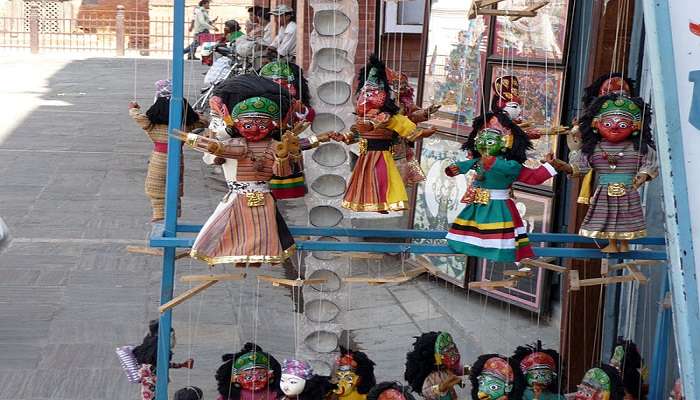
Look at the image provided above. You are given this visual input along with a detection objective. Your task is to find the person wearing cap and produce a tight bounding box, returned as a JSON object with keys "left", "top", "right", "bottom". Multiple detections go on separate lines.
{"left": 268, "top": 4, "right": 296, "bottom": 60}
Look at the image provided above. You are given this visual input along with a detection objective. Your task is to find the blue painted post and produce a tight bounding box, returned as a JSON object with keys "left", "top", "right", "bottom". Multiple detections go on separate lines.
{"left": 640, "top": 1, "right": 700, "bottom": 398}
{"left": 648, "top": 271, "right": 672, "bottom": 399}
{"left": 155, "top": 0, "right": 186, "bottom": 397}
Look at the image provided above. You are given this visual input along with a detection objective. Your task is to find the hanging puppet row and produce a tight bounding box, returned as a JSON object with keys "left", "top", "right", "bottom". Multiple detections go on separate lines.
{"left": 119, "top": 324, "right": 659, "bottom": 400}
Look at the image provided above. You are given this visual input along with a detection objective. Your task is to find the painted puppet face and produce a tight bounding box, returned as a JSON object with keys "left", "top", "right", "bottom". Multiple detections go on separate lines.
{"left": 574, "top": 383, "right": 610, "bottom": 400}
{"left": 234, "top": 117, "right": 277, "bottom": 142}
{"left": 434, "top": 332, "right": 462, "bottom": 375}
{"left": 526, "top": 368, "right": 554, "bottom": 393}
{"left": 378, "top": 388, "right": 405, "bottom": 400}
{"left": 280, "top": 373, "right": 307, "bottom": 396}
{"left": 599, "top": 77, "right": 631, "bottom": 97}
{"left": 236, "top": 367, "right": 273, "bottom": 391}
{"left": 475, "top": 129, "right": 506, "bottom": 156}
{"left": 356, "top": 87, "right": 387, "bottom": 117}
{"left": 334, "top": 370, "right": 360, "bottom": 397}
{"left": 594, "top": 114, "right": 637, "bottom": 143}
{"left": 574, "top": 368, "right": 611, "bottom": 400}
{"left": 502, "top": 101, "right": 523, "bottom": 122}
{"left": 477, "top": 374, "right": 508, "bottom": 400}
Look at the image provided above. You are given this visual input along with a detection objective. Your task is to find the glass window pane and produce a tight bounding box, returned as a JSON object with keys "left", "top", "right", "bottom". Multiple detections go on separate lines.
{"left": 492, "top": 0, "right": 569, "bottom": 62}
{"left": 397, "top": 0, "right": 425, "bottom": 25}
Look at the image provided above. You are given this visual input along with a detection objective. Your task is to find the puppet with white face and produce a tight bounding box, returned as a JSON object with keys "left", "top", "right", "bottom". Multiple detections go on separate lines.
{"left": 280, "top": 359, "right": 334, "bottom": 400}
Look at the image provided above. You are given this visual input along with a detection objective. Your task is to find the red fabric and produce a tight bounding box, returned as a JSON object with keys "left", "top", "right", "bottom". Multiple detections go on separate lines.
{"left": 271, "top": 186, "right": 306, "bottom": 199}
{"left": 153, "top": 142, "right": 169, "bottom": 153}
{"left": 375, "top": 153, "right": 388, "bottom": 203}
{"left": 198, "top": 33, "right": 224, "bottom": 42}
{"left": 516, "top": 164, "right": 554, "bottom": 185}
{"left": 506, "top": 199, "right": 535, "bottom": 260}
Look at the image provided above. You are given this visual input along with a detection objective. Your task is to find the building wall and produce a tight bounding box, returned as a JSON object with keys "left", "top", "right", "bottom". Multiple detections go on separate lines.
{"left": 379, "top": 32, "right": 421, "bottom": 78}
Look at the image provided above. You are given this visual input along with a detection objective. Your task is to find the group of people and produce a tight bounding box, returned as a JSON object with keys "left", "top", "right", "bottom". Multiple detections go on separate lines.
{"left": 184, "top": 0, "right": 297, "bottom": 62}
{"left": 120, "top": 323, "right": 667, "bottom": 400}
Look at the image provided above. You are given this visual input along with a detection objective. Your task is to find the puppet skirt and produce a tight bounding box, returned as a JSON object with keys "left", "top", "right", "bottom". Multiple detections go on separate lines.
{"left": 342, "top": 150, "right": 408, "bottom": 212}
{"left": 145, "top": 150, "right": 183, "bottom": 221}
{"left": 445, "top": 190, "right": 533, "bottom": 262}
{"left": 579, "top": 184, "right": 647, "bottom": 240}
{"left": 190, "top": 183, "right": 295, "bottom": 265}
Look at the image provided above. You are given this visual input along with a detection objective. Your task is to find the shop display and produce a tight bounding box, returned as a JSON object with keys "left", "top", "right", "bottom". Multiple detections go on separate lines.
{"left": 405, "top": 332, "right": 463, "bottom": 400}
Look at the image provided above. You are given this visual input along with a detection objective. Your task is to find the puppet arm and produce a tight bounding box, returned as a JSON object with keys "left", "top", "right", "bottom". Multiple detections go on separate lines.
{"left": 173, "top": 129, "right": 248, "bottom": 159}
{"left": 445, "top": 159, "right": 478, "bottom": 177}
{"left": 517, "top": 162, "right": 558, "bottom": 185}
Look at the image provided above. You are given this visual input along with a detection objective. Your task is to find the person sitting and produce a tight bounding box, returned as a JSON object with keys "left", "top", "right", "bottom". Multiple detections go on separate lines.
{"left": 224, "top": 19, "right": 243, "bottom": 43}
{"left": 268, "top": 4, "right": 296, "bottom": 61}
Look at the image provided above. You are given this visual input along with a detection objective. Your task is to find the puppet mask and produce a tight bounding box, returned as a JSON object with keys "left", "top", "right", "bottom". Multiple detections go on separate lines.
{"left": 475, "top": 129, "right": 506, "bottom": 156}
{"left": 233, "top": 351, "right": 273, "bottom": 391}
{"left": 593, "top": 97, "right": 641, "bottom": 143}
{"left": 334, "top": 370, "right": 360, "bottom": 397}
{"left": 477, "top": 357, "right": 514, "bottom": 400}
{"left": 574, "top": 368, "right": 611, "bottom": 400}
{"left": 609, "top": 346, "right": 625, "bottom": 372}
{"left": 599, "top": 77, "right": 631, "bottom": 97}
{"left": 520, "top": 352, "right": 556, "bottom": 388}
{"left": 502, "top": 102, "right": 523, "bottom": 122}
{"left": 356, "top": 65, "right": 388, "bottom": 117}
{"left": 260, "top": 61, "right": 298, "bottom": 98}
{"left": 434, "top": 332, "right": 461, "bottom": 375}
{"left": 231, "top": 97, "right": 281, "bottom": 142}
{"left": 378, "top": 388, "right": 406, "bottom": 400}
{"left": 280, "top": 359, "right": 313, "bottom": 396}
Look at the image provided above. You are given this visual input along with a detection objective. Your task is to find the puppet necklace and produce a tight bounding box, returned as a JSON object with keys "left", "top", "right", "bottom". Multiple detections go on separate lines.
{"left": 599, "top": 144, "right": 625, "bottom": 170}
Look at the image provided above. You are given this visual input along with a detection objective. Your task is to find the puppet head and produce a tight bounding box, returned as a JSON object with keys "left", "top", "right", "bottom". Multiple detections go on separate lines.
{"left": 469, "top": 354, "right": 523, "bottom": 400}
{"left": 280, "top": 359, "right": 313, "bottom": 396}
{"left": 367, "top": 382, "right": 417, "bottom": 400}
{"left": 386, "top": 67, "right": 415, "bottom": 113}
{"left": 355, "top": 55, "right": 400, "bottom": 117}
{"left": 512, "top": 341, "right": 561, "bottom": 396}
{"left": 434, "top": 332, "right": 462, "bottom": 375}
{"left": 405, "top": 332, "right": 462, "bottom": 394}
{"left": 574, "top": 365, "right": 625, "bottom": 400}
{"left": 231, "top": 96, "right": 281, "bottom": 142}
{"left": 670, "top": 379, "right": 683, "bottom": 400}
{"left": 579, "top": 94, "right": 654, "bottom": 156}
{"left": 463, "top": 111, "right": 532, "bottom": 163}
{"left": 333, "top": 347, "right": 376, "bottom": 399}
{"left": 216, "top": 343, "right": 282, "bottom": 400}
{"left": 259, "top": 61, "right": 311, "bottom": 105}
{"left": 609, "top": 339, "right": 644, "bottom": 400}
{"left": 582, "top": 73, "right": 635, "bottom": 109}
{"left": 132, "top": 320, "right": 175, "bottom": 371}
{"left": 491, "top": 75, "right": 523, "bottom": 122}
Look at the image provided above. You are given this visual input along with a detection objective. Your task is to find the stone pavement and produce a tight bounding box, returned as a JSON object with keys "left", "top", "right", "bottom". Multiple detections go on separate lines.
{"left": 0, "top": 56, "right": 558, "bottom": 400}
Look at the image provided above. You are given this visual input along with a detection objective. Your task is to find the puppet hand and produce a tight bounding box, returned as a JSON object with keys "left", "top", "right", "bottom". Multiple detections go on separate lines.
{"left": 183, "top": 358, "right": 194, "bottom": 369}
{"left": 316, "top": 132, "right": 333, "bottom": 143}
{"left": 420, "top": 126, "right": 437, "bottom": 138}
{"left": 427, "top": 104, "right": 441, "bottom": 115}
{"left": 542, "top": 153, "right": 572, "bottom": 173}
{"left": 276, "top": 140, "right": 289, "bottom": 159}
{"left": 438, "top": 374, "right": 462, "bottom": 392}
{"left": 128, "top": 101, "right": 139, "bottom": 109}
{"left": 445, "top": 165, "right": 460, "bottom": 177}
{"left": 329, "top": 132, "right": 346, "bottom": 143}
{"left": 633, "top": 173, "right": 650, "bottom": 189}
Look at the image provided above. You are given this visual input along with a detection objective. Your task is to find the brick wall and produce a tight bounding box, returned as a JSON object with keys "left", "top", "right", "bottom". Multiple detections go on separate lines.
{"left": 379, "top": 33, "right": 422, "bottom": 78}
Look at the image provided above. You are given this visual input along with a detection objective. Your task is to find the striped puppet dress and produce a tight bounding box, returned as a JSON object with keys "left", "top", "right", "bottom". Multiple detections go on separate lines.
{"left": 445, "top": 157, "right": 557, "bottom": 262}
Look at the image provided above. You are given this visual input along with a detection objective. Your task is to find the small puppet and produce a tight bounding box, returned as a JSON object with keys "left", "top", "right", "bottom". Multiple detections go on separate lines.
{"left": 367, "top": 382, "right": 418, "bottom": 400}
{"left": 444, "top": 111, "right": 559, "bottom": 262}
{"left": 331, "top": 55, "right": 436, "bottom": 213}
{"left": 511, "top": 341, "right": 564, "bottom": 400}
{"left": 550, "top": 94, "right": 658, "bottom": 253}
{"left": 332, "top": 347, "right": 377, "bottom": 400}
{"left": 128, "top": 79, "right": 206, "bottom": 222}
{"left": 404, "top": 332, "right": 463, "bottom": 400}
{"left": 608, "top": 339, "right": 645, "bottom": 400}
{"left": 669, "top": 379, "right": 683, "bottom": 400}
{"left": 258, "top": 60, "right": 314, "bottom": 200}
{"left": 174, "top": 75, "right": 330, "bottom": 266}
{"left": 279, "top": 359, "right": 335, "bottom": 400}
{"left": 469, "top": 354, "right": 524, "bottom": 400}
{"left": 216, "top": 342, "right": 282, "bottom": 400}
{"left": 573, "top": 365, "right": 625, "bottom": 400}
{"left": 131, "top": 320, "right": 194, "bottom": 400}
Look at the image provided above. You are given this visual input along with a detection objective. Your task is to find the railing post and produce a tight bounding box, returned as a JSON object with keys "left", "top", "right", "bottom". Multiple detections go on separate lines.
{"left": 116, "top": 5, "right": 125, "bottom": 56}
{"left": 29, "top": 2, "right": 39, "bottom": 54}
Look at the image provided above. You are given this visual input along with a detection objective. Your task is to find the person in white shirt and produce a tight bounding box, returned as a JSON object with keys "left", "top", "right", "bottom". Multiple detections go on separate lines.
{"left": 268, "top": 4, "right": 296, "bottom": 60}
{"left": 184, "top": 0, "right": 218, "bottom": 60}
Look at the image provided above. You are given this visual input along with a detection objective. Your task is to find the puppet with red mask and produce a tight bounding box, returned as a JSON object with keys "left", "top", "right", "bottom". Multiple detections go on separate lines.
{"left": 332, "top": 55, "right": 436, "bottom": 213}
{"left": 216, "top": 343, "right": 281, "bottom": 400}
{"left": 550, "top": 94, "right": 658, "bottom": 253}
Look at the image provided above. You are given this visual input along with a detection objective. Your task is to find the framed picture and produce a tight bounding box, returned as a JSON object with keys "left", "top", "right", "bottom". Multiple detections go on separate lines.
{"left": 472, "top": 191, "right": 553, "bottom": 312}
{"left": 492, "top": 0, "right": 570, "bottom": 62}
{"left": 411, "top": 133, "right": 470, "bottom": 286}
{"left": 420, "top": 0, "right": 489, "bottom": 127}
{"left": 489, "top": 64, "right": 564, "bottom": 187}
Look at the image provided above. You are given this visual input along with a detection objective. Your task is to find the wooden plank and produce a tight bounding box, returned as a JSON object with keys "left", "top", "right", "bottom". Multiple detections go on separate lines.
{"left": 256, "top": 275, "right": 327, "bottom": 287}
{"left": 470, "top": 8, "right": 537, "bottom": 19}
{"left": 625, "top": 265, "right": 649, "bottom": 284}
{"left": 474, "top": 0, "right": 506, "bottom": 7}
{"left": 607, "top": 260, "right": 665, "bottom": 271}
{"left": 343, "top": 266, "right": 427, "bottom": 285}
{"left": 469, "top": 279, "right": 516, "bottom": 289}
{"left": 127, "top": 246, "right": 189, "bottom": 260}
{"left": 510, "top": 0, "right": 549, "bottom": 21}
{"left": 521, "top": 259, "right": 568, "bottom": 273}
{"left": 575, "top": 275, "right": 639, "bottom": 289}
{"left": 159, "top": 281, "right": 217, "bottom": 313}
{"left": 180, "top": 273, "right": 246, "bottom": 283}
{"left": 503, "top": 269, "right": 532, "bottom": 278}
{"left": 569, "top": 270, "right": 581, "bottom": 291}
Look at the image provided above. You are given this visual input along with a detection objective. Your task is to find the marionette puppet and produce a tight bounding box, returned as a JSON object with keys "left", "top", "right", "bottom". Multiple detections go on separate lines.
{"left": 216, "top": 342, "right": 282, "bottom": 400}
{"left": 258, "top": 60, "right": 315, "bottom": 200}
{"left": 331, "top": 55, "right": 436, "bottom": 213}
{"left": 444, "top": 111, "right": 560, "bottom": 262}
{"left": 511, "top": 341, "right": 564, "bottom": 400}
{"left": 332, "top": 347, "right": 377, "bottom": 400}
{"left": 670, "top": 379, "right": 684, "bottom": 400}
{"left": 469, "top": 354, "right": 524, "bottom": 400}
{"left": 550, "top": 94, "right": 658, "bottom": 253}
{"left": 608, "top": 339, "right": 645, "bottom": 400}
{"left": 131, "top": 320, "right": 194, "bottom": 400}
{"left": 279, "top": 359, "right": 335, "bottom": 400}
{"left": 367, "top": 382, "right": 418, "bottom": 400}
{"left": 128, "top": 79, "right": 206, "bottom": 222}
{"left": 385, "top": 67, "right": 441, "bottom": 185}
{"left": 404, "top": 332, "right": 464, "bottom": 400}
{"left": 573, "top": 365, "right": 625, "bottom": 400}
